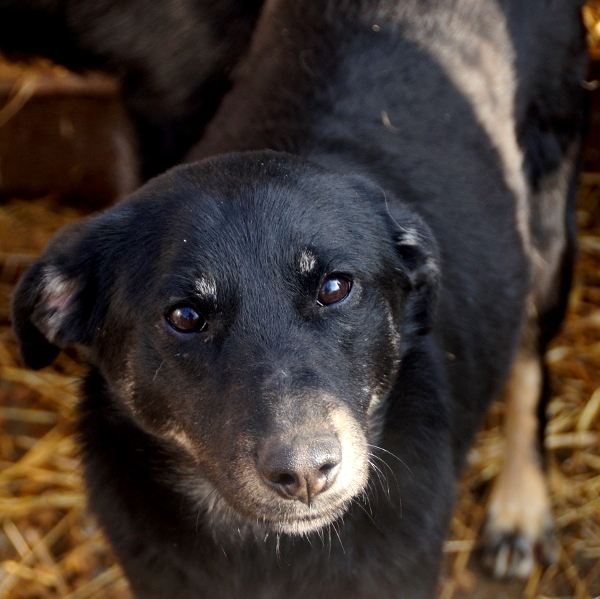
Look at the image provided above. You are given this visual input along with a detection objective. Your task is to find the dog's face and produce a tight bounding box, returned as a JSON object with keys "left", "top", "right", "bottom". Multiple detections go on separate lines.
{"left": 12, "top": 151, "right": 438, "bottom": 535}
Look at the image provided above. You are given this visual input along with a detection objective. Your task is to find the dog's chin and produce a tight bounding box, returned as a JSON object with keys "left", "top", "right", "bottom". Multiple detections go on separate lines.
{"left": 268, "top": 504, "right": 349, "bottom": 535}
{"left": 222, "top": 499, "right": 352, "bottom": 539}
{"left": 180, "top": 476, "right": 355, "bottom": 539}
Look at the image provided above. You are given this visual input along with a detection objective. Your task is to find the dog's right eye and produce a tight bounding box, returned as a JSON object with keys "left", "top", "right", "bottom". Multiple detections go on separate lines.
{"left": 166, "top": 305, "right": 207, "bottom": 333}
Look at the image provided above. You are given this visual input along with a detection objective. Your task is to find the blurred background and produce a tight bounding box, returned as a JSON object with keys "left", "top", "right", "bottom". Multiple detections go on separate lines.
{"left": 1, "top": 3, "right": 600, "bottom": 599}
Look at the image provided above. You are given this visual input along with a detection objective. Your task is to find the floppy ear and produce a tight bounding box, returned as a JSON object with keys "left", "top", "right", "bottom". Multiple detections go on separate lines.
{"left": 11, "top": 220, "right": 100, "bottom": 370}
{"left": 387, "top": 207, "right": 440, "bottom": 340}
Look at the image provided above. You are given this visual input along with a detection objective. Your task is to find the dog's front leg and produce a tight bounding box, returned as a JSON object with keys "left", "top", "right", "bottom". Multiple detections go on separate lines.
{"left": 482, "top": 346, "right": 558, "bottom": 579}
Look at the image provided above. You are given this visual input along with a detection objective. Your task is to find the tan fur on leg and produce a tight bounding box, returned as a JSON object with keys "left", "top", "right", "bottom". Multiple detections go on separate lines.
{"left": 483, "top": 349, "right": 558, "bottom": 579}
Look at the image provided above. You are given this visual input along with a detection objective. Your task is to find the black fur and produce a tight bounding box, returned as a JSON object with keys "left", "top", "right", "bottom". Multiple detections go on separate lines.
{"left": 11, "top": 1, "right": 588, "bottom": 597}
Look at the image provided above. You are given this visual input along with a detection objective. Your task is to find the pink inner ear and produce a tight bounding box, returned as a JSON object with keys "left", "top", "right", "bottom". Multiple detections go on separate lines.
{"left": 44, "top": 267, "right": 77, "bottom": 310}
{"left": 40, "top": 266, "right": 79, "bottom": 342}
{"left": 46, "top": 280, "right": 75, "bottom": 311}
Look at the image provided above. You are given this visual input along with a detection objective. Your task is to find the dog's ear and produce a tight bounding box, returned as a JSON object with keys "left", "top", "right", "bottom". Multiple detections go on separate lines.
{"left": 387, "top": 208, "right": 440, "bottom": 340}
{"left": 11, "top": 219, "right": 104, "bottom": 370}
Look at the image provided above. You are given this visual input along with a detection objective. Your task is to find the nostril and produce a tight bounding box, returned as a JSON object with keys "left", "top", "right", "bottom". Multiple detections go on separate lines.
{"left": 273, "top": 472, "right": 296, "bottom": 487}
{"left": 318, "top": 462, "right": 336, "bottom": 475}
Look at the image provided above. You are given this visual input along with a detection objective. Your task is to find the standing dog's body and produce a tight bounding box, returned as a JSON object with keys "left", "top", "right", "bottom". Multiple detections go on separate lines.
{"left": 11, "top": 0, "right": 588, "bottom": 597}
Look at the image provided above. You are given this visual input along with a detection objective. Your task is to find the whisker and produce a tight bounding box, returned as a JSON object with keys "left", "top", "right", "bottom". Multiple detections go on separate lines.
{"left": 365, "top": 476, "right": 380, "bottom": 513}
{"left": 332, "top": 520, "right": 345, "bottom": 554}
{"left": 358, "top": 488, "right": 372, "bottom": 515}
{"left": 351, "top": 496, "right": 380, "bottom": 531}
{"left": 317, "top": 526, "right": 325, "bottom": 549}
{"left": 370, "top": 453, "right": 400, "bottom": 502}
{"left": 369, "top": 459, "right": 391, "bottom": 499}
{"left": 367, "top": 444, "right": 414, "bottom": 477}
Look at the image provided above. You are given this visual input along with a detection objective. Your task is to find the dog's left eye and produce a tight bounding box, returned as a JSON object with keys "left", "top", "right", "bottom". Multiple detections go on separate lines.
{"left": 317, "top": 275, "right": 352, "bottom": 306}
{"left": 166, "top": 305, "right": 207, "bottom": 333}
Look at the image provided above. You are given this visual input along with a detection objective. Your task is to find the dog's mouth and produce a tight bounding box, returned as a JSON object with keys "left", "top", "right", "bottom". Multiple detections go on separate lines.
{"left": 185, "top": 475, "right": 355, "bottom": 537}
{"left": 269, "top": 502, "right": 351, "bottom": 535}
{"left": 178, "top": 450, "right": 368, "bottom": 538}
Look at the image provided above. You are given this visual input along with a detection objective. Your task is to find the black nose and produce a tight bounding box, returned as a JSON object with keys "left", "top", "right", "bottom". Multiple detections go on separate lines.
{"left": 258, "top": 433, "right": 342, "bottom": 504}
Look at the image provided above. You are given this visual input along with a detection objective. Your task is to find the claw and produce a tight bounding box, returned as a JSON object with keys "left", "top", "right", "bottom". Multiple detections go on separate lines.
{"left": 482, "top": 529, "right": 556, "bottom": 579}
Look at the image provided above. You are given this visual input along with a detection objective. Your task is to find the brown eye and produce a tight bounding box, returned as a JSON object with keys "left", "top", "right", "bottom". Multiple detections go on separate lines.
{"left": 317, "top": 275, "right": 352, "bottom": 306}
{"left": 166, "top": 305, "right": 206, "bottom": 333}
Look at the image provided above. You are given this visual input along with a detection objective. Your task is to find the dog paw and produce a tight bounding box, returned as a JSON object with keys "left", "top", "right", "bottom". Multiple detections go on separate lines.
{"left": 482, "top": 527, "right": 559, "bottom": 579}
{"left": 481, "top": 460, "right": 559, "bottom": 579}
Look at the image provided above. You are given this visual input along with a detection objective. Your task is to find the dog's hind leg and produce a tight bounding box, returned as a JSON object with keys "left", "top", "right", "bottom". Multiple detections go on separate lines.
{"left": 482, "top": 320, "right": 559, "bottom": 579}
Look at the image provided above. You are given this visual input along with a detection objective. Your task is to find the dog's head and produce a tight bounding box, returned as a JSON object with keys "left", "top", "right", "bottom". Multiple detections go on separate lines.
{"left": 12, "top": 151, "right": 439, "bottom": 535}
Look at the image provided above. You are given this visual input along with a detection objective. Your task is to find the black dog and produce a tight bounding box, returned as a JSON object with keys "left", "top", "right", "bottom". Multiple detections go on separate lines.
{"left": 0, "top": 0, "right": 263, "bottom": 178}
{"left": 12, "top": 0, "right": 588, "bottom": 596}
